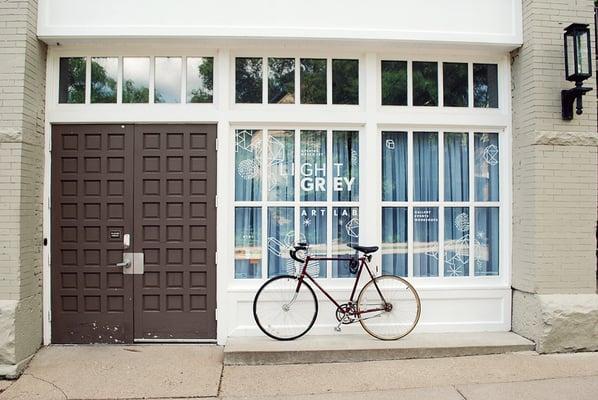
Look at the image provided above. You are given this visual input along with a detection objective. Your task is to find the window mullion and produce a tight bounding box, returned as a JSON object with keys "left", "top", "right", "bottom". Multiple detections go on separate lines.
{"left": 438, "top": 131, "right": 445, "bottom": 278}
{"left": 468, "top": 130, "right": 475, "bottom": 277}
{"left": 407, "top": 130, "right": 414, "bottom": 278}
{"left": 261, "top": 129, "right": 268, "bottom": 279}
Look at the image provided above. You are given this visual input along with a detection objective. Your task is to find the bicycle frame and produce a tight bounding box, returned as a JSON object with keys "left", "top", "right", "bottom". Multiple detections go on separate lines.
{"left": 293, "top": 255, "right": 388, "bottom": 317}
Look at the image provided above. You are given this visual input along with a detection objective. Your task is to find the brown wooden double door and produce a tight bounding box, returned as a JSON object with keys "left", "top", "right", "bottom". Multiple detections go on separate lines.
{"left": 51, "top": 124, "right": 217, "bottom": 343}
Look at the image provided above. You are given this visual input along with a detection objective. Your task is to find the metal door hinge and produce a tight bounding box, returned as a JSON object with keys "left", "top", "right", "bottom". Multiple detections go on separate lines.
{"left": 215, "top": 308, "right": 218, "bottom": 321}
{"left": 215, "top": 251, "right": 218, "bottom": 265}
{"left": 215, "top": 138, "right": 219, "bottom": 151}
{"left": 215, "top": 195, "right": 218, "bottom": 208}
{"left": 47, "top": 310, "right": 51, "bottom": 323}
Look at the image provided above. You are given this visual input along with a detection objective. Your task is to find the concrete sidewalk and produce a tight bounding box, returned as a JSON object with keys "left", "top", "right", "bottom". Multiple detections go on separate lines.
{"left": 1, "top": 345, "right": 598, "bottom": 399}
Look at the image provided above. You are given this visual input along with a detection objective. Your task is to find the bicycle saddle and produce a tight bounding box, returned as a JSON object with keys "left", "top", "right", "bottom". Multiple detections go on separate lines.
{"left": 347, "top": 244, "right": 379, "bottom": 254}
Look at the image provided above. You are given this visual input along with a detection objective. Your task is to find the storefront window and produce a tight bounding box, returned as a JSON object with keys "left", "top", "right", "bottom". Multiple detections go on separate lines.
{"left": 474, "top": 64, "right": 499, "bottom": 108}
{"left": 155, "top": 57, "right": 182, "bottom": 103}
{"left": 300, "top": 58, "right": 327, "bottom": 104}
{"left": 59, "top": 57, "right": 86, "bottom": 103}
{"left": 381, "top": 130, "right": 501, "bottom": 279}
{"left": 443, "top": 62, "right": 468, "bottom": 107}
{"left": 268, "top": 58, "right": 295, "bottom": 104}
{"left": 381, "top": 61, "right": 407, "bottom": 106}
{"left": 122, "top": 57, "right": 150, "bottom": 103}
{"left": 186, "top": 57, "right": 213, "bottom": 103}
{"left": 235, "top": 57, "right": 263, "bottom": 103}
{"left": 412, "top": 61, "right": 438, "bottom": 106}
{"left": 234, "top": 129, "right": 360, "bottom": 279}
{"left": 332, "top": 59, "right": 359, "bottom": 105}
{"left": 91, "top": 57, "right": 117, "bottom": 103}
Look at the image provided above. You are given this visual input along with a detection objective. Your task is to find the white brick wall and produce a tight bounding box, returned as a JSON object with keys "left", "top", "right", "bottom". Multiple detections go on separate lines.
{"left": 511, "top": 0, "right": 597, "bottom": 295}
{"left": 0, "top": 0, "right": 46, "bottom": 365}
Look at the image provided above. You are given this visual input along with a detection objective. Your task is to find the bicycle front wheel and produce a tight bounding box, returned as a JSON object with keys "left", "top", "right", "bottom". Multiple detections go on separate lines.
{"left": 253, "top": 275, "right": 318, "bottom": 341}
{"left": 357, "top": 275, "right": 421, "bottom": 340}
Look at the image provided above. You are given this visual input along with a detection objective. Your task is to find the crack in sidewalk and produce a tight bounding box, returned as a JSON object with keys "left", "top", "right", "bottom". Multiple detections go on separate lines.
{"left": 25, "top": 373, "right": 68, "bottom": 400}
{"left": 454, "top": 385, "right": 468, "bottom": 400}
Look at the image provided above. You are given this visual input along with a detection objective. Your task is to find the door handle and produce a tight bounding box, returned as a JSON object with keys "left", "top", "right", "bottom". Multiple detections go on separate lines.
{"left": 116, "top": 259, "right": 131, "bottom": 268}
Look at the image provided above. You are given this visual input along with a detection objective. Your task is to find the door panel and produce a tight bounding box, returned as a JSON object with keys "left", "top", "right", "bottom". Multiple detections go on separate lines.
{"left": 51, "top": 124, "right": 135, "bottom": 343}
{"left": 51, "top": 124, "right": 217, "bottom": 343}
{"left": 133, "top": 125, "right": 217, "bottom": 340}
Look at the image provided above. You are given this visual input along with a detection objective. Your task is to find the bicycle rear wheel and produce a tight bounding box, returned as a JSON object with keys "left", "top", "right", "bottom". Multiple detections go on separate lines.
{"left": 253, "top": 275, "right": 318, "bottom": 341}
{"left": 357, "top": 275, "right": 421, "bottom": 340}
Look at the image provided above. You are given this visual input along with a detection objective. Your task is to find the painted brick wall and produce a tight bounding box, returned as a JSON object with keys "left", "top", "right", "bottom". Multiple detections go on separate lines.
{"left": 511, "top": 0, "right": 597, "bottom": 295}
{"left": 0, "top": 0, "right": 46, "bottom": 368}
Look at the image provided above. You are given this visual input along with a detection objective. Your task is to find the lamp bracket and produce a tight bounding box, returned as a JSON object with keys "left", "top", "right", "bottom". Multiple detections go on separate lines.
{"left": 561, "top": 84, "right": 592, "bottom": 120}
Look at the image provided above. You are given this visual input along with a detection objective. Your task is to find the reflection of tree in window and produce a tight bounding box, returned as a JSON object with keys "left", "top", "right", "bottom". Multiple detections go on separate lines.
{"left": 443, "top": 63, "right": 468, "bottom": 107}
{"left": 123, "top": 80, "right": 149, "bottom": 103}
{"left": 59, "top": 57, "right": 85, "bottom": 104}
{"left": 122, "top": 58, "right": 149, "bottom": 103}
{"left": 300, "top": 59, "right": 326, "bottom": 104}
{"left": 268, "top": 58, "right": 295, "bottom": 104}
{"left": 413, "top": 61, "right": 438, "bottom": 106}
{"left": 188, "top": 57, "right": 213, "bottom": 103}
{"left": 473, "top": 64, "right": 498, "bottom": 108}
{"left": 332, "top": 59, "right": 358, "bottom": 105}
{"left": 236, "top": 58, "right": 262, "bottom": 103}
{"left": 91, "top": 58, "right": 117, "bottom": 103}
{"left": 381, "top": 61, "right": 407, "bottom": 106}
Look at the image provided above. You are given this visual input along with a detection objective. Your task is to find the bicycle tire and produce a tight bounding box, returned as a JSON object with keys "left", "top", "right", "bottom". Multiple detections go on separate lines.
{"left": 357, "top": 275, "right": 421, "bottom": 340}
{"left": 253, "top": 274, "right": 318, "bottom": 341}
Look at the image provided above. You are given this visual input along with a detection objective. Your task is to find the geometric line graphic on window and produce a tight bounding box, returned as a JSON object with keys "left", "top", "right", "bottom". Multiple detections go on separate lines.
{"left": 454, "top": 212, "right": 470, "bottom": 232}
{"left": 235, "top": 129, "right": 262, "bottom": 154}
{"left": 345, "top": 217, "right": 359, "bottom": 238}
{"left": 482, "top": 144, "right": 498, "bottom": 165}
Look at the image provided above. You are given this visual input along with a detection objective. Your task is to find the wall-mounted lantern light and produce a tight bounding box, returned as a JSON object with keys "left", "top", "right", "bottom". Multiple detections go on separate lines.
{"left": 561, "top": 23, "right": 593, "bottom": 120}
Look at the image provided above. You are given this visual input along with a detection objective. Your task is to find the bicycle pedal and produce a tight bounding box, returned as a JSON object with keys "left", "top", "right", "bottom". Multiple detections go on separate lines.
{"left": 334, "top": 326, "right": 342, "bottom": 332}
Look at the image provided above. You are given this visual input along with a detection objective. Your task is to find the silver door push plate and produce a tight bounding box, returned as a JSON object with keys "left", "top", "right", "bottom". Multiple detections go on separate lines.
{"left": 122, "top": 252, "right": 144, "bottom": 275}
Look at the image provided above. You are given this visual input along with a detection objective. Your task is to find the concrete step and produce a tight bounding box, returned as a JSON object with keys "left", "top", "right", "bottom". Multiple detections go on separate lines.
{"left": 224, "top": 331, "right": 535, "bottom": 365}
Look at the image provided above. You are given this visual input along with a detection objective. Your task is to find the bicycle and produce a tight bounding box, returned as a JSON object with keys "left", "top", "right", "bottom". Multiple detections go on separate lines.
{"left": 253, "top": 243, "right": 421, "bottom": 341}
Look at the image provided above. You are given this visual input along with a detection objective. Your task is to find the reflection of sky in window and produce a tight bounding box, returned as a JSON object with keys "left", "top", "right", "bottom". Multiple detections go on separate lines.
{"left": 123, "top": 57, "right": 149, "bottom": 89}
{"left": 155, "top": 57, "right": 181, "bottom": 103}
{"left": 187, "top": 57, "right": 211, "bottom": 98}
{"left": 92, "top": 57, "right": 118, "bottom": 83}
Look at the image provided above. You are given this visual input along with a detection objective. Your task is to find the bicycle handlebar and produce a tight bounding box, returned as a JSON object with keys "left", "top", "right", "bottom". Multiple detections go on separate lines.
{"left": 290, "top": 244, "right": 308, "bottom": 263}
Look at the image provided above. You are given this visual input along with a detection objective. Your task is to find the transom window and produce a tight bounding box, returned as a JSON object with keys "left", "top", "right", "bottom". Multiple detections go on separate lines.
{"left": 381, "top": 60, "right": 499, "bottom": 108}
{"left": 58, "top": 56, "right": 214, "bottom": 104}
{"left": 234, "top": 57, "right": 359, "bottom": 105}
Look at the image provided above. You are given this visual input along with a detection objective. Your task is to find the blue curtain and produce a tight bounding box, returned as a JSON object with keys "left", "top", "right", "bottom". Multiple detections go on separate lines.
{"left": 414, "top": 132, "right": 439, "bottom": 201}
{"left": 234, "top": 207, "right": 262, "bottom": 279}
{"left": 332, "top": 207, "right": 359, "bottom": 277}
{"left": 300, "top": 130, "right": 327, "bottom": 201}
{"left": 444, "top": 133, "right": 469, "bottom": 201}
{"left": 475, "top": 133, "right": 499, "bottom": 201}
{"left": 382, "top": 207, "right": 408, "bottom": 276}
{"left": 267, "top": 130, "right": 294, "bottom": 201}
{"left": 444, "top": 207, "right": 469, "bottom": 276}
{"left": 475, "top": 207, "right": 499, "bottom": 276}
{"left": 413, "top": 207, "right": 439, "bottom": 276}
{"left": 235, "top": 129, "right": 262, "bottom": 201}
{"left": 382, "top": 132, "right": 407, "bottom": 201}
{"left": 333, "top": 131, "right": 359, "bottom": 201}
{"left": 300, "top": 207, "right": 327, "bottom": 277}
{"left": 267, "top": 207, "right": 294, "bottom": 277}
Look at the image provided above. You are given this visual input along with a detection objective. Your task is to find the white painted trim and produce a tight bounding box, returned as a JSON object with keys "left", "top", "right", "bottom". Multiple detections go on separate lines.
{"left": 43, "top": 43, "right": 513, "bottom": 345}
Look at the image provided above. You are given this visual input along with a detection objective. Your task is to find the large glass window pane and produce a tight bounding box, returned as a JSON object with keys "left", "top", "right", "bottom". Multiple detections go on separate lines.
{"left": 381, "top": 60, "right": 407, "bottom": 106}
{"left": 382, "top": 207, "right": 408, "bottom": 277}
{"left": 300, "top": 207, "right": 327, "bottom": 278}
{"left": 235, "top": 57, "right": 263, "bottom": 103}
{"left": 235, "top": 207, "right": 262, "bottom": 279}
{"left": 332, "top": 59, "right": 359, "bottom": 105}
{"left": 473, "top": 64, "right": 498, "bottom": 108}
{"left": 332, "top": 207, "right": 359, "bottom": 278}
{"left": 300, "top": 130, "right": 327, "bottom": 201}
{"left": 187, "top": 57, "right": 213, "bottom": 103}
{"left": 444, "top": 207, "right": 470, "bottom": 277}
{"left": 122, "top": 57, "right": 149, "bottom": 103}
{"left": 412, "top": 61, "right": 438, "bottom": 106}
{"left": 155, "top": 57, "right": 182, "bottom": 103}
{"left": 443, "top": 62, "right": 468, "bottom": 107}
{"left": 333, "top": 131, "right": 359, "bottom": 201}
{"left": 267, "top": 207, "right": 294, "bottom": 277}
{"left": 413, "top": 207, "right": 439, "bottom": 277}
{"left": 474, "top": 133, "right": 499, "bottom": 201}
{"left": 268, "top": 58, "right": 295, "bottom": 104}
{"left": 413, "top": 132, "right": 439, "bottom": 201}
{"left": 444, "top": 132, "right": 469, "bottom": 201}
{"left": 267, "top": 130, "right": 294, "bottom": 201}
{"left": 59, "top": 57, "right": 86, "bottom": 103}
{"left": 91, "top": 57, "right": 117, "bottom": 103}
{"left": 235, "top": 129, "right": 262, "bottom": 201}
{"left": 300, "top": 58, "right": 327, "bottom": 104}
{"left": 474, "top": 207, "right": 499, "bottom": 276}
{"left": 382, "top": 132, "right": 407, "bottom": 201}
